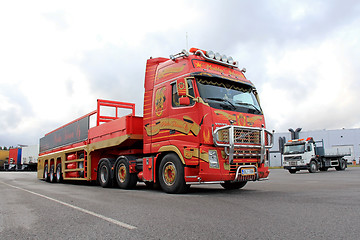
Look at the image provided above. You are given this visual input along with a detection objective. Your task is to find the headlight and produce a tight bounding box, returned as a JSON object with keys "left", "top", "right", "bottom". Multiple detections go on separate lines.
{"left": 209, "top": 150, "right": 219, "bottom": 168}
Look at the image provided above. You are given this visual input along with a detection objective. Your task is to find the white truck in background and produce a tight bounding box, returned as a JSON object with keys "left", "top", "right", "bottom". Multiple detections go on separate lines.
{"left": 282, "top": 137, "right": 351, "bottom": 174}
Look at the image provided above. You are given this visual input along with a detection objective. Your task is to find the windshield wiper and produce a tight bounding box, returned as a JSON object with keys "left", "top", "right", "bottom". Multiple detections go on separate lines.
{"left": 234, "top": 102, "right": 262, "bottom": 113}
{"left": 206, "top": 97, "right": 236, "bottom": 109}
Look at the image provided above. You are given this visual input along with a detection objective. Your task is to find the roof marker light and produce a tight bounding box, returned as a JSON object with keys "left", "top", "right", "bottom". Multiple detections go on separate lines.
{"left": 221, "top": 55, "right": 227, "bottom": 63}
{"left": 206, "top": 50, "right": 215, "bottom": 59}
{"left": 227, "top": 56, "right": 234, "bottom": 64}
{"left": 215, "top": 52, "right": 221, "bottom": 60}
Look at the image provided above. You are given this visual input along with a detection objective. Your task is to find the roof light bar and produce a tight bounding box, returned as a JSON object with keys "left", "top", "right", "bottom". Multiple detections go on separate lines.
{"left": 196, "top": 49, "right": 239, "bottom": 68}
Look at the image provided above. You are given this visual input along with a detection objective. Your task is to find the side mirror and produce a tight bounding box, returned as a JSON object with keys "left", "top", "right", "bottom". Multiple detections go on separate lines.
{"left": 176, "top": 78, "right": 189, "bottom": 97}
{"left": 179, "top": 97, "right": 190, "bottom": 106}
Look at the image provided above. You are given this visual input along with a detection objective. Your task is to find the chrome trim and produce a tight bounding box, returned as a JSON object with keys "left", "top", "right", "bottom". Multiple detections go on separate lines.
{"left": 195, "top": 50, "right": 239, "bottom": 68}
{"left": 213, "top": 125, "right": 273, "bottom": 164}
{"left": 235, "top": 165, "right": 258, "bottom": 181}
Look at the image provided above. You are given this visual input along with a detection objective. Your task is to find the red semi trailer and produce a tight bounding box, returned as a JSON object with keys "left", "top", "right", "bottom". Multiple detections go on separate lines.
{"left": 37, "top": 48, "right": 273, "bottom": 193}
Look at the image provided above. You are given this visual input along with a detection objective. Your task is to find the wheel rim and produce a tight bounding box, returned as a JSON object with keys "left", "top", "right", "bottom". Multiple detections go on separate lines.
{"left": 56, "top": 167, "right": 61, "bottom": 181}
{"left": 44, "top": 166, "right": 48, "bottom": 179}
{"left": 311, "top": 162, "right": 316, "bottom": 171}
{"left": 162, "top": 162, "right": 176, "bottom": 186}
{"left": 118, "top": 163, "right": 126, "bottom": 183}
{"left": 100, "top": 166, "right": 108, "bottom": 183}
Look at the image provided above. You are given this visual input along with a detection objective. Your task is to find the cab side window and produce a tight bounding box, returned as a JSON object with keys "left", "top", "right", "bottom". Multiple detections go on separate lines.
{"left": 306, "top": 144, "right": 312, "bottom": 152}
{"left": 172, "top": 79, "right": 195, "bottom": 107}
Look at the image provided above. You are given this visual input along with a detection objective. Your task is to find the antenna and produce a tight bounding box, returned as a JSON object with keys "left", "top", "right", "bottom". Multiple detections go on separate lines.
{"left": 186, "top": 32, "right": 188, "bottom": 50}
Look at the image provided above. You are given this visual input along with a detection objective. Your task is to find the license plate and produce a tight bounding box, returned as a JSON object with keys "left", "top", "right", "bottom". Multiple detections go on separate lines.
{"left": 241, "top": 168, "right": 255, "bottom": 175}
{"left": 291, "top": 167, "right": 296, "bottom": 169}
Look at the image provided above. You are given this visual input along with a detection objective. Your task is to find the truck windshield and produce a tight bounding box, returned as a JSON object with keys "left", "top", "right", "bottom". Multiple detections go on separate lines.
{"left": 283, "top": 144, "right": 305, "bottom": 154}
{"left": 196, "top": 77, "right": 262, "bottom": 115}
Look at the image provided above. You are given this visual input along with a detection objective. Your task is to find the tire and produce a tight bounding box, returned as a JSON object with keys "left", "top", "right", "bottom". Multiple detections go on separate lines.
{"left": 336, "top": 159, "right": 346, "bottom": 171}
{"left": 44, "top": 164, "right": 49, "bottom": 182}
{"left": 115, "top": 159, "right": 137, "bottom": 189}
{"left": 308, "top": 161, "right": 318, "bottom": 173}
{"left": 56, "top": 163, "right": 62, "bottom": 183}
{"left": 159, "top": 153, "right": 187, "bottom": 194}
{"left": 288, "top": 169, "right": 297, "bottom": 174}
{"left": 221, "top": 181, "right": 247, "bottom": 190}
{"left": 98, "top": 160, "right": 112, "bottom": 188}
{"left": 49, "top": 165, "right": 55, "bottom": 183}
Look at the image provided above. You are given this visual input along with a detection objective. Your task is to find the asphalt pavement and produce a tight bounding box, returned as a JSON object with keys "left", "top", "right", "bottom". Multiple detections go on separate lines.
{"left": 0, "top": 168, "right": 359, "bottom": 239}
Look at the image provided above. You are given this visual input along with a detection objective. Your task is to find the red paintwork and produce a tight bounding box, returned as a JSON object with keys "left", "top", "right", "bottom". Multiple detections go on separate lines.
{"left": 39, "top": 48, "right": 270, "bottom": 184}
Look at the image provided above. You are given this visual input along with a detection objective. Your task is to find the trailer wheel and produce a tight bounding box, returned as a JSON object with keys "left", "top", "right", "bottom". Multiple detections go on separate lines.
{"left": 308, "top": 161, "right": 318, "bottom": 173}
{"left": 44, "top": 164, "right": 49, "bottom": 182}
{"left": 159, "top": 153, "right": 187, "bottom": 194}
{"left": 98, "top": 160, "right": 112, "bottom": 188}
{"left": 221, "top": 181, "right": 247, "bottom": 190}
{"left": 288, "top": 169, "right": 297, "bottom": 174}
{"left": 49, "top": 165, "right": 55, "bottom": 183}
{"left": 336, "top": 159, "right": 346, "bottom": 171}
{"left": 56, "top": 163, "right": 62, "bottom": 183}
{"left": 115, "top": 159, "right": 137, "bottom": 189}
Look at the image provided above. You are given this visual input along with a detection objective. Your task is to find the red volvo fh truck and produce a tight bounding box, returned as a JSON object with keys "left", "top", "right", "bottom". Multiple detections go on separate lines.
{"left": 37, "top": 48, "right": 273, "bottom": 193}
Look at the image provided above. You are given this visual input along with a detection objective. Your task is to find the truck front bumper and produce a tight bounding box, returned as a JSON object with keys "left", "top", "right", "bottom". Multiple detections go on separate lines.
{"left": 284, "top": 165, "right": 308, "bottom": 171}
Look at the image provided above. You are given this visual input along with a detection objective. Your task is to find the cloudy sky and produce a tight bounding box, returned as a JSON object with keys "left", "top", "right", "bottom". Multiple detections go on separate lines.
{"left": 1, "top": 0, "right": 360, "bottom": 147}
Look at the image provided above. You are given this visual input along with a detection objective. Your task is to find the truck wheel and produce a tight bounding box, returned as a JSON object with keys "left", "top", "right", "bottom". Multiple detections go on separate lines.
{"left": 336, "top": 159, "right": 346, "bottom": 171}
{"left": 159, "top": 153, "right": 187, "bottom": 194}
{"left": 115, "top": 159, "right": 137, "bottom": 189}
{"left": 44, "top": 164, "right": 49, "bottom": 182}
{"left": 49, "top": 165, "right": 55, "bottom": 183}
{"left": 288, "top": 169, "right": 297, "bottom": 174}
{"left": 221, "top": 181, "right": 247, "bottom": 190}
{"left": 308, "top": 161, "right": 318, "bottom": 173}
{"left": 98, "top": 160, "right": 112, "bottom": 188}
{"left": 56, "top": 163, "right": 63, "bottom": 183}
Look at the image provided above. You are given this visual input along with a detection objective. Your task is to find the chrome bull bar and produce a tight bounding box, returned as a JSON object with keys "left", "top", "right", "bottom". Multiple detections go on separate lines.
{"left": 213, "top": 125, "right": 273, "bottom": 164}
{"left": 235, "top": 165, "right": 258, "bottom": 181}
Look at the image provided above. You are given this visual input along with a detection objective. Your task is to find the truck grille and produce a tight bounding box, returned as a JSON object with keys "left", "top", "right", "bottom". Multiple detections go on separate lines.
{"left": 284, "top": 156, "right": 301, "bottom": 161}
{"left": 232, "top": 149, "right": 261, "bottom": 159}
{"left": 216, "top": 128, "right": 261, "bottom": 145}
{"left": 230, "top": 162, "right": 258, "bottom": 174}
{"left": 213, "top": 125, "right": 273, "bottom": 164}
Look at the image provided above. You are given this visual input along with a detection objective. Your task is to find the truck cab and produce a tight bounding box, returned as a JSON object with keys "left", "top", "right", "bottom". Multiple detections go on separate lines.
{"left": 283, "top": 138, "right": 315, "bottom": 173}
{"left": 283, "top": 137, "right": 348, "bottom": 174}
{"left": 143, "top": 48, "right": 273, "bottom": 191}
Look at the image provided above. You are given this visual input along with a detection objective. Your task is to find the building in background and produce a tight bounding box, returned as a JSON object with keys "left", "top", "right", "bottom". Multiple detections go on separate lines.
{"left": 269, "top": 128, "right": 360, "bottom": 167}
